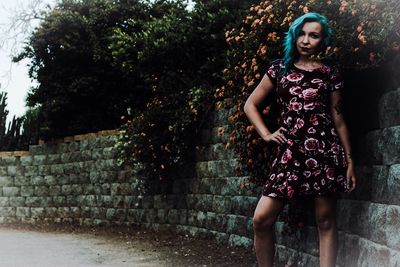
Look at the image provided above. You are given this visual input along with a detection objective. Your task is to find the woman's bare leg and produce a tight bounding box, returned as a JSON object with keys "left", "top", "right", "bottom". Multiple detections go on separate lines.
{"left": 314, "top": 195, "right": 338, "bottom": 267}
{"left": 253, "top": 195, "right": 286, "bottom": 267}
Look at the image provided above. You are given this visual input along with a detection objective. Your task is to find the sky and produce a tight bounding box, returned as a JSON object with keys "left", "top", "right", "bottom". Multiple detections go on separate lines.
{"left": 0, "top": 0, "right": 55, "bottom": 126}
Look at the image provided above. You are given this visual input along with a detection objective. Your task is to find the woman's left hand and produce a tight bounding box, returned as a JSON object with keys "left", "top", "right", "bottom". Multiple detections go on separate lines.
{"left": 346, "top": 163, "right": 357, "bottom": 192}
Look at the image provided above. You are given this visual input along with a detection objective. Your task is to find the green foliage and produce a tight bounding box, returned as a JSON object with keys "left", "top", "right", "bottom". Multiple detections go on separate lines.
{"left": 0, "top": 92, "right": 36, "bottom": 151}
{"left": 14, "top": 0, "right": 152, "bottom": 139}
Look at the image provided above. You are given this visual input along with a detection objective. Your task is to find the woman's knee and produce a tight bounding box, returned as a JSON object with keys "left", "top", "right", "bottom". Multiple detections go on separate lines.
{"left": 253, "top": 207, "right": 279, "bottom": 232}
{"left": 315, "top": 213, "right": 336, "bottom": 230}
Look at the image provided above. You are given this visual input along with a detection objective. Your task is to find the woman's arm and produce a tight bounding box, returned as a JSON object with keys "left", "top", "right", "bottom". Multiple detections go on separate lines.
{"left": 244, "top": 74, "right": 287, "bottom": 145}
{"left": 329, "top": 90, "right": 356, "bottom": 192}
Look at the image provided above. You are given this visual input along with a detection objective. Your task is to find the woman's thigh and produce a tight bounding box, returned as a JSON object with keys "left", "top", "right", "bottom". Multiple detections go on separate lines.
{"left": 253, "top": 196, "right": 286, "bottom": 229}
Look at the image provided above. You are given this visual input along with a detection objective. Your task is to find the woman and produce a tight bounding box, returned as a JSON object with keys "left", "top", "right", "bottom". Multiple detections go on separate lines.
{"left": 243, "top": 12, "right": 357, "bottom": 267}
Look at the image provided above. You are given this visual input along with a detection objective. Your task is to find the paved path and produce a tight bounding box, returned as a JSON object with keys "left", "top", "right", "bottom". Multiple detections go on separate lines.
{"left": 0, "top": 228, "right": 168, "bottom": 267}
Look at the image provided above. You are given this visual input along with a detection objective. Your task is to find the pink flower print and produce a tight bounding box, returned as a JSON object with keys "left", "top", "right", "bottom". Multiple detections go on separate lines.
{"left": 285, "top": 116, "right": 293, "bottom": 125}
{"left": 294, "top": 160, "right": 300, "bottom": 166}
{"left": 289, "top": 86, "right": 302, "bottom": 95}
{"left": 289, "top": 174, "right": 298, "bottom": 181}
{"left": 295, "top": 118, "right": 304, "bottom": 130}
{"left": 277, "top": 173, "right": 285, "bottom": 179}
{"left": 267, "top": 69, "right": 276, "bottom": 78}
{"left": 331, "top": 128, "right": 338, "bottom": 136}
{"left": 312, "top": 170, "right": 321, "bottom": 176}
{"left": 304, "top": 102, "right": 317, "bottom": 110}
{"left": 331, "top": 143, "right": 339, "bottom": 154}
{"left": 302, "top": 88, "right": 319, "bottom": 100}
{"left": 311, "top": 78, "right": 323, "bottom": 83}
{"left": 287, "top": 139, "right": 293, "bottom": 146}
{"left": 281, "top": 149, "right": 292, "bottom": 163}
{"left": 301, "top": 183, "right": 310, "bottom": 191}
{"left": 303, "top": 170, "right": 311, "bottom": 178}
{"left": 304, "top": 138, "right": 319, "bottom": 151}
{"left": 269, "top": 173, "right": 276, "bottom": 180}
{"left": 305, "top": 158, "right": 318, "bottom": 169}
{"left": 310, "top": 114, "right": 319, "bottom": 125}
{"left": 337, "top": 175, "right": 344, "bottom": 182}
{"left": 321, "top": 131, "right": 325, "bottom": 136}
{"left": 289, "top": 101, "right": 302, "bottom": 112}
{"left": 321, "top": 178, "right": 326, "bottom": 185}
{"left": 307, "top": 127, "right": 316, "bottom": 134}
{"left": 287, "top": 186, "right": 294, "bottom": 198}
{"left": 326, "top": 167, "right": 335, "bottom": 180}
{"left": 313, "top": 182, "right": 320, "bottom": 190}
{"left": 287, "top": 72, "right": 304, "bottom": 82}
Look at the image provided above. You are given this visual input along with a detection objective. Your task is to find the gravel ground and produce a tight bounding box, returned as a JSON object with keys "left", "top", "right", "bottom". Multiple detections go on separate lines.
{"left": 0, "top": 223, "right": 258, "bottom": 267}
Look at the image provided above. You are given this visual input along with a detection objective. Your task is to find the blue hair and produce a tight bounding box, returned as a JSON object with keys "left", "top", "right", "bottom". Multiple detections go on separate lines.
{"left": 280, "top": 12, "right": 335, "bottom": 75}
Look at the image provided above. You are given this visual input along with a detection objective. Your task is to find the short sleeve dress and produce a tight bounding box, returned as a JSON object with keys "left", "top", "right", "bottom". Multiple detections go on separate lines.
{"left": 262, "top": 58, "right": 349, "bottom": 200}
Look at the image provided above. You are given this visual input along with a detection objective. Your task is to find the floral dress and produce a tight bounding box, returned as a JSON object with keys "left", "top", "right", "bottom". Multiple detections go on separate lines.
{"left": 263, "top": 58, "right": 349, "bottom": 200}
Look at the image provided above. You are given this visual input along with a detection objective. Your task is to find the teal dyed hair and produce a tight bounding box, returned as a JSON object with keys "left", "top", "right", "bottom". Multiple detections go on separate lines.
{"left": 281, "top": 12, "right": 335, "bottom": 75}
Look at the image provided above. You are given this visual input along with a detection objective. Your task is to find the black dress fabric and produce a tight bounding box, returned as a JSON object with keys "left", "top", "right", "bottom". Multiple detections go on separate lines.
{"left": 262, "top": 58, "right": 349, "bottom": 199}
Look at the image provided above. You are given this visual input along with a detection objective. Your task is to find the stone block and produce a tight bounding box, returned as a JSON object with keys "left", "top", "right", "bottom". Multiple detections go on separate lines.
{"left": 16, "top": 207, "right": 30, "bottom": 217}
{"left": 110, "top": 183, "right": 131, "bottom": 196}
{"left": 156, "top": 209, "right": 167, "bottom": 224}
{"left": 0, "top": 176, "right": 13, "bottom": 186}
{"left": 20, "top": 156, "right": 33, "bottom": 166}
{"left": 212, "top": 195, "right": 231, "bottom": 213}
{"left": 9, "top": 197, "right": 25, "bottom": 207}
{"left": 24, "top": 166, "right": 38, "bottom": 176}
{"left": 89, "top": 171, "right": 101, "bottom": 183}
{"left": 58, "top": 207, "right": 71, "bottom": 218}
{"left": 64, "top": 195, "right": 76, "bottom": 206}
{"left": 3, "top": 187, "right": 20, "bottom": 197}
{"left": 230, "top": 196, "right": 258, "bottom": 217}
{"left": 7, "top": 165, "right": 24, "bottom": 176}
{"left": 53, "top": 196, "right": 66, "bottom": 207}
{"left": 67, "top": 142, "right": 79, "bottom": 152}
{"left": 103, "top": 147, "right": 117, "bottom": 158}
{"left": 43, "top": 175, "right": 57, "bottom": 186}
{"left": 71, "top": 207, "right": 80, "bottom": 218}
{"left": 356, "top": 238, "right": 391, "bottom": 267}
{"left": 112, "top": 196, "right": 125, "bottom": 208}
{"left": 106, "top": 208, "right": 126, "bottom": 221}
{"left": 0, "top": 207, "right": 15, "bottom": 217}
{"left": 37, "top": 165, "right": 50, "bottom": 175}
{"left": 63, "top": 163, "right": 75, "bottom": 174}
{"left": 378, "top": 88, "right": 400, "bottom": 128}
{"left": 50, "top": 164, "right": 64, "bottom": 175}
{"left": 60, "top": 153, "right": 73, "bottom": 164}
{"left": 226, "top": 214, "right": 249, "bottom": 236}
{"left": 1, "top": 156, "right": 19, "bottom": 166}
{"left": 47, "top": 154, "right": 60, "bottom": 164}
{"left": 32, "top": 155, "right": 47, "bottom": 165}
{"left": 61, "top": 185, "right": 72, "bottom": 196}
{"left": 0, "top": 197, "right": 9, "bottom": 206}
{"left": 21, "top": 186, "right": 34, "bottom": 197}
{"left": 228, "top": 234, "right": 253, "bottom": 248}
{"left": 381, "top": 126, "right": 400, "bottom": 165}
{"left": 31, "top": 176, "right": 45, "bottom": 186}
{"left": 91, "top": 207, "right": 107, "bottom": 219}
{"left": 208, "top": 159, "right": 239, "bottom": 178}
{"left": 384, "top": 205, "right": 400, "bottom": 250}
{"left": 387, "top": 164, "right": 400, "bottom": 205}
{"left": 26, "top": 197, "right": 49, "bottom": 207}
{"left": 0, "top": 167, "right": 7, "bottom": 176}
{"left": 45, "top": 207, "right": 58, "bottom": 217}
{"left": 35, "top": 186, "right": 49, "bottom": 196}
{"left": 49, "top": 186, "right": 61, "bottom": 196}
{"left": 92, "top": 148, "right": 103, "bottom": 160}
{"left": 83, "top": 184, "right": 94, "bottom": 195}
{"left": 31, "top": 207, "right": 45, "bottom": 218}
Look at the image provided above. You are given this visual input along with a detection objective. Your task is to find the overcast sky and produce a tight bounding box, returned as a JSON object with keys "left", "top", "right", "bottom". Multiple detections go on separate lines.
{"left": 0, "top": 0, "right": 56, "bottom": 125}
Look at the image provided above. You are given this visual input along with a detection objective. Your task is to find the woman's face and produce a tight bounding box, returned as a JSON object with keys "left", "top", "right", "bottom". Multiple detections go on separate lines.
{"left": 296, "top": 21, "right": 323, "bottom": 57}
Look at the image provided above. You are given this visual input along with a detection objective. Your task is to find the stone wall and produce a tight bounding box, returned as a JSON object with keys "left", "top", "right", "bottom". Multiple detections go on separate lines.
{"left": 0, "top": 90, "right": 399, "bottom": 266}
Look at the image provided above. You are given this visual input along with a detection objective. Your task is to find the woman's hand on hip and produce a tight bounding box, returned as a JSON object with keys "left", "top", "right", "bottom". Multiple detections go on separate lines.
{"left": 263, "top": 127, "right": 288, "bottom": 145}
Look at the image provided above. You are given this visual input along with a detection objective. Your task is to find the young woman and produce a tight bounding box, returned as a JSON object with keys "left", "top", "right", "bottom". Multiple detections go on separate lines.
{"left": 243, "top": 12, "right": 357, "bottom": 267}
